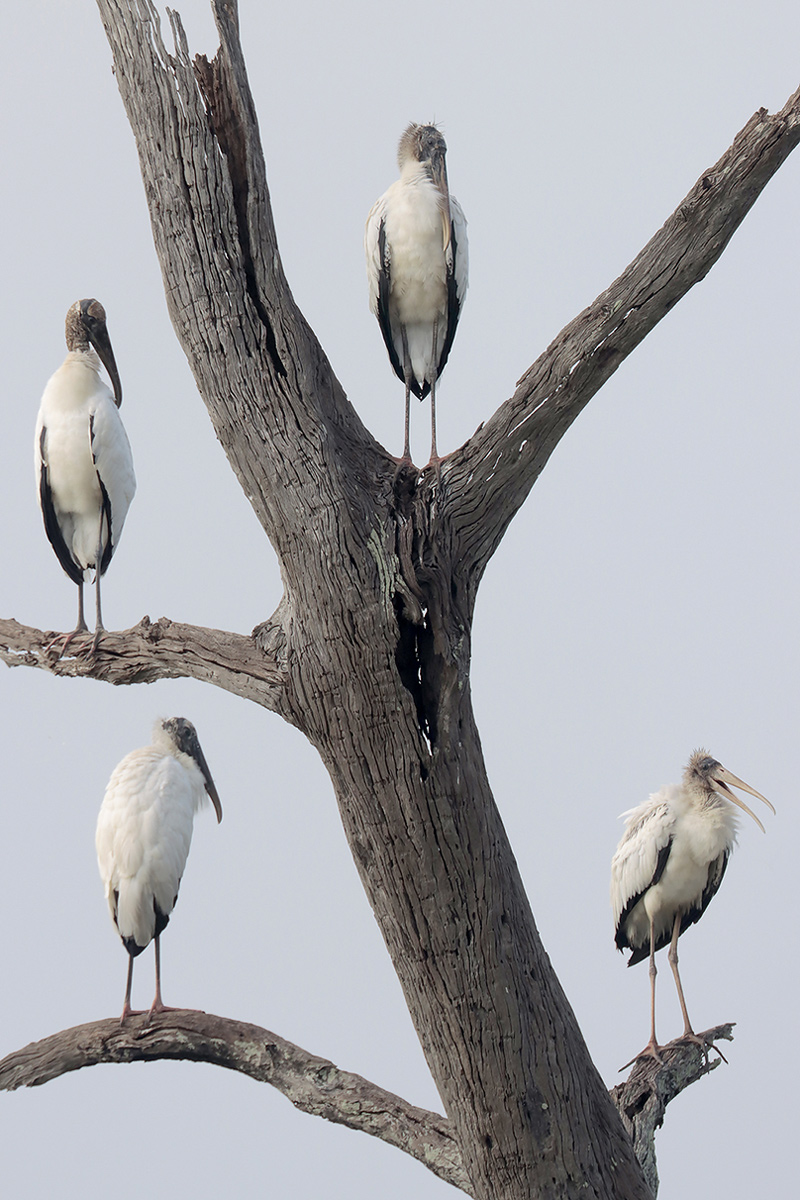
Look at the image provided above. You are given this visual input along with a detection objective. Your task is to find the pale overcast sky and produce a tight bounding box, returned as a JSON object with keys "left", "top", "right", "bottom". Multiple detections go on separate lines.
{"left": 1, "top": 2, "right": 798, "bottom": 1197}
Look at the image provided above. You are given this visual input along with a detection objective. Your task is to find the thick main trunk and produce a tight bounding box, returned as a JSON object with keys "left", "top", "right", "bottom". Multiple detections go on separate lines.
{"left": 269, "top": 472, "right": 648, "bottom": 1198}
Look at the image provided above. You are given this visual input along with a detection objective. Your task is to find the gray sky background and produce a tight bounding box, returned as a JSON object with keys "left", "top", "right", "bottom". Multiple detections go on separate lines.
{"left": 1, "top": 2, "right": 798, "bottom": 1196}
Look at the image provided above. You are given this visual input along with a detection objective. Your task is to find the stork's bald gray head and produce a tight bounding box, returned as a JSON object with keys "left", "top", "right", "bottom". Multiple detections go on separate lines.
{"left": 160, "top": 717, "right": 223, "bottom": 824}
{"left": 65, "top": 298, "right": 122, "bottom": 406}
{"left": 397, "top": 123, "right": 448, "bottom": 171}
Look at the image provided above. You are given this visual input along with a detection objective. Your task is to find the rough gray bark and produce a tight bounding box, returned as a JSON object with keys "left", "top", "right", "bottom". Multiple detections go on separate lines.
{"left": 610, "top": 1026, "right": 735, "bottom": 1198}
{"left": 2, "top": 1, "right": 798, "bottom": 1197}
{"left": 0, "top": 1014, "right": 733, "bottom": 1199}
{"left": 0, "top": 616, "right": 287, "bottom": 708}
{"left": 0, "top": 1011, "right": 469, "bottom": 1192}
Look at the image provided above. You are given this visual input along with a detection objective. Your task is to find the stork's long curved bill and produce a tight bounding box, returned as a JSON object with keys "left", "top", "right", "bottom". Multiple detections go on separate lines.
{"left": 192, "top": 742, "right": 223, "bottom": 823}
{"left": 202, "top": 771, "right": 223, "bottom": 824}
{"left": 431, "top": 155, "right": 452, "bottom": 252}
{"left": 87, "top": 321, "right": 123, "bottom": 407}
{"left": 713, "top": 766, "right": 775, "bottom": 832}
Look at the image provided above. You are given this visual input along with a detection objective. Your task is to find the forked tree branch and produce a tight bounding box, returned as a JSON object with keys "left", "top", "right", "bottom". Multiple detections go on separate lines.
{"left": 0, "top": 1012, "right": 733, "bottom": 1197}
{"left": 7, "top": 72, "right": 799, "bottom": 646}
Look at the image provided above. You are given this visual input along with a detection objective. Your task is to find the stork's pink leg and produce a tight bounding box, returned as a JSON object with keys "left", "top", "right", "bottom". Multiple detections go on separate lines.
{"left": 45, "top": 583, "right": 91, "bottom": 656}
{"left": 620, "top": 915, "right": 664, "bottom": 1069}
{"left": 400, "top": 326, "right": 413, "bottom": 464}
{"left": 147, "top": 935, "right": 179, "bottom": 1018}
{"left": 119, "top": 955, "right": 145, "bottom": 1024}
{"left": 428, "top": 318, "right": 440, "bottom": 469}
{"left": 144, "top": 935, "right": 203, "bottom": 1023}
{"left": 667, "top": 913, "right": 710, "bottom": 1052}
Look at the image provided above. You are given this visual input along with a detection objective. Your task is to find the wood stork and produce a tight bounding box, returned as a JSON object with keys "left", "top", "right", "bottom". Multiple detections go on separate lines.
{"left": 365, "top": 123, "right": 468, "bottom": 466}
{"left": 35, "top": 299, "right": 136, "bottom": 650}
{"left": 611, "top": 749, "right": 774, "bottom": 1061}
{"left": 95, "top": 718, "right": 222, "bottom": 1022}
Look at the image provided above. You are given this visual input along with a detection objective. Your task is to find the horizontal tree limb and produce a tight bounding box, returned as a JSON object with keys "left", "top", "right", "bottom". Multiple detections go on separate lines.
{"left": 0, "top": 1010, "right": 470, "bottom": 1193}
{"left": 0, "top": 616, "right": 289, "bottom": 713}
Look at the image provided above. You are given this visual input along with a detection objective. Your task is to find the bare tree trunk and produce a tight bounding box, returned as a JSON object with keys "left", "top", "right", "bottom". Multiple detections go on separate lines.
{"left": 2, "top": 1, "right": 798, "bottom": 1196}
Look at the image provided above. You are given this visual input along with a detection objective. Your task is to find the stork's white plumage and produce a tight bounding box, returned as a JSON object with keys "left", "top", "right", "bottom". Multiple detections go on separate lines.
{"left": 611, "top": 749, "right": 774, "bottom": 1061}
{"left": 35, "top": 299, "right": 136, "bottom": 650}
{"left": 365, "top": 123, "right": 468, "bottom": 465}
{"left": 96, "top": 718, "right": 222, "bottom": 1022}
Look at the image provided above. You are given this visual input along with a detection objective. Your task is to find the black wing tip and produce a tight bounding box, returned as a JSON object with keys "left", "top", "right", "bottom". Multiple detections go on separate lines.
{"left": 122, "top": 934, "right": 148, "bottom": 959}
{"left": 614, "top": 925, "right": 646, "bottom": 965}
{"left": 154, "top": 905, "right": 171, "bottom": 940}
{"left": 39, "top": 470, "right": 85, "bottom": 586}
{"left": 625, "top": 944, "right": 650, "bottom": 967}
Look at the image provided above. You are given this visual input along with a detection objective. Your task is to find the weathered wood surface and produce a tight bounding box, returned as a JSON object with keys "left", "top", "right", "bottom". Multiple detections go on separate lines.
{"left": 0, "top": 1009, "right": 733, "bottom": 1199}
{"left": 0, "top": 1010, "right": 469, "bottom": 1193}
{"left": 0, "top": 616, "right": 286, "bottom": 710}
{"left": 610, "top": 1025, "right": 736, "bottom": 1197}
{"left": 2, "top": 1, "right": 797, "bottom": 1196}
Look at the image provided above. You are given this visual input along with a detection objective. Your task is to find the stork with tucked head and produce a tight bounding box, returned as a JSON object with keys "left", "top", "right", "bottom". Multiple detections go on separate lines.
{"left": 95, "top": 718, "right": 223, "bottom": 1023}
{"left": 611, "top": 749, "right": 774, "bottom": 1062}
{"left": 34, "top": 299, "right": 136, "bottom": 651}
{"left": 365, "top": 123, "right": 468, "bottom": 466}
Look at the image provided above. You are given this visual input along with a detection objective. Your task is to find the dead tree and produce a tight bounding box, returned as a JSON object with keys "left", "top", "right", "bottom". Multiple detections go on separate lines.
{"left": 1, "top": 2, "right": 799, "bottom": 1197}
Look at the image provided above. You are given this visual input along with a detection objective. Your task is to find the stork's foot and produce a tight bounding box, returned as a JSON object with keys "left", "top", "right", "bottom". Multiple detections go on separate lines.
{"left": 425, "top": 453, "right": 442, "bottom": 483}
{"left": 619, "top": 1040, "right": 664, "bottom": 1071}
{"left": 144, "top": 1002, "right": 204, "bottom": 1026}
{"left": 147, "top": 999, "right": 180, "bottom": 1021}
{"left": 119, "top": 1003, "right": 146, "bottom": 1025}
{"left": 675, "top": 1029, "right": 728, "bottom": 1063}
{"left": 44, "top": 625, "right": 91, "bottom": 658}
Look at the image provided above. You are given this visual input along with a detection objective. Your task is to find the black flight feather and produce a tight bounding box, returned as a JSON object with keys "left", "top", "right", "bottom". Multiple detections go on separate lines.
{"left": 38, "top": 425, "right": 84, "bottom": 586}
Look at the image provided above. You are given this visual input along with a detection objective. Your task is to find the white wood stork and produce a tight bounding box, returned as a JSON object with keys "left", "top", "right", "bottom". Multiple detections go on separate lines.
{"left": 365, "top": 123, "right": 468, "bottom": 466}
{"left": 96, "top": 718, "right": 223, "bottom": 1022}
{"left": 611, "top": 749, "right": 774, "bottom": 1061}
{"left": 35, "top": 299, "right": 136, "bottom": 650}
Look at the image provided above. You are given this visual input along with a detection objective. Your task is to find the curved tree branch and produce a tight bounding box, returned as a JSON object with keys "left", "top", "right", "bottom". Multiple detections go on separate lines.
{"left": 0, "top": 616, "right": 288, "bottom": 712}
{"left": 0, "top": 1011, "right": 732, "bottom": 1197}
{"left": 0, "top": 1010, "right": 470, "bottom": 1194}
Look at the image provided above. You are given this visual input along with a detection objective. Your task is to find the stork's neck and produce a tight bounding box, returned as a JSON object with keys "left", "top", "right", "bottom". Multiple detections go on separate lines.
{"left": 695, "top": 788, "right": 740, "bottom": 837}
{"left": 700, "top": 788, "right": 728, "bottom": 812}
{"left": 63, "top": 346, "right": 102, "bottom": 375}
{"left": 399, "top": 159, "right": 436, "bottom": 188}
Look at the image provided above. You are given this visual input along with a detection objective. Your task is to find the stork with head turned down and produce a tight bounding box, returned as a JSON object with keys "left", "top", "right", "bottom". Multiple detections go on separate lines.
{"left": 365, "top": 123, "right": 468, "bottom": 467}
{"left": 611, "top": 749, "right": 774, "bottom": 1062}
{"left": 35, "top": 299, "right": 136, "bottom": 651}
{"left": 95, "top": 718, "right": 223, "bottom": 1023}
